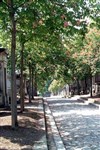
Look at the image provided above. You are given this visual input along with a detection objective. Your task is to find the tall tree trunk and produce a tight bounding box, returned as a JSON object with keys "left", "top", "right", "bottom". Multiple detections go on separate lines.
{"left": 31, "top": 67, "right": 34, "bottom": 100}
{"left": 34, "top": 71, "right": 37, "bottom": 96}
{"left": 90, "top": 74, "right": 93, "bottom": 97}
{"left": 77, "top": 79, "right": 80, "bottom": 95}
{"left": 10, "top": 1, "right": 17, "bottom": 128}
{"left": 20, "top": 43, "right": 24, "bottom": 112}
{"left": 83, "top": 77, "right": 87, "bottom": 94}
{"left": 29, "top": 63, "right": 32, "bottom": 103}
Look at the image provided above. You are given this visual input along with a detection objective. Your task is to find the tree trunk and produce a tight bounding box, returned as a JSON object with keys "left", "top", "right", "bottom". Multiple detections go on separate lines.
{"left": 10, "top": 2, "right": 18, "bottom": 128}
{"left": 90, "top": 74, "right": 93, "bottom": 97}
{"left": 20, "top": 43, "right": 24, "bottom": 112}
{"left": 34, "top": 71, "right": 37, "bottom": 96}
{"left": 84, "top": 76, "right": 88, "bottom": 94}
{"left": 29, "top": 63, "right": 32, "bottom": 103}
{"left": 31, "top": 67, "right": 34, "bottom": 100}
{"left": 77, "top": 79, "right": 80, "bottom": 95}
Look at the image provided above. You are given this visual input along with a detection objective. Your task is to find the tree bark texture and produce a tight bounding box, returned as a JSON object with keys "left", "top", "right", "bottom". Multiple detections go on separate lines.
{"left": 20, "top": 43, "right": 24, "bottom": 112}
{"left": 90, "top": 74, "right": 93, "bottom": 97}
{"left": 34, "top": 71, "right": 37, "bottom": 96}
{"left": 77, "top": 79, "right": 80, "bottom": 95}
{"left": 10, "top": 1, "right": 18, "bottom": 128}
{"left": 29, "top": 63, "right": 32, "bottom": 103}
{"left": 32, "top": 67, "right": 34, "bottom": 99}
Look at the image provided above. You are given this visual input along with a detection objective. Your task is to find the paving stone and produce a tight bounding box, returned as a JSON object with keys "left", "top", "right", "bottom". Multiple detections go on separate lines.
{"left": 46, "top": 98, "right": 100, "bottom": 150}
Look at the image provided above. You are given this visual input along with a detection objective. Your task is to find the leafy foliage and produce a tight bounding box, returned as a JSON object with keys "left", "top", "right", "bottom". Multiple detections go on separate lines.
{"left": 0, "top": 0, "right": 99, "bottom": 95}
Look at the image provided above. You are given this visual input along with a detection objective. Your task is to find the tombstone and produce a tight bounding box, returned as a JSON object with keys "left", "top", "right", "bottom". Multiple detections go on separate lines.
{"left": 94, "top": 73, "right": 100, "bottom": 95}
{"left": 0, "top": 48, "right": 7, "bottom": 106}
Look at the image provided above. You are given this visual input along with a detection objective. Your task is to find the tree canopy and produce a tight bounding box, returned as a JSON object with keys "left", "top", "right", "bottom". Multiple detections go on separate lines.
{"left": 0, "top": 0, "right": 99, "bottom": 127}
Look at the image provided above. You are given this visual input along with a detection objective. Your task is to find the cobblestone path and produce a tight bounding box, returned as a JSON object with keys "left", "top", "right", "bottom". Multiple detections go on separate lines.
{"left": 47, "top": 98, "right": 100, "bottom": 150}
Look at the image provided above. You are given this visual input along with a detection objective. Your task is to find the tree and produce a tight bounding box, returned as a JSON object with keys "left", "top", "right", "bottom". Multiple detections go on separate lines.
{"left": 0, "top": 0, "right": 35, "bottom": 128}
{"left": 68, "top": 27, "right": 100, "bottom": 96}
{"left": 0, "top": 0, "right": 99, "bottom": 127}
{"left": 81, "top": 27, "right": 100, "bottom": 96}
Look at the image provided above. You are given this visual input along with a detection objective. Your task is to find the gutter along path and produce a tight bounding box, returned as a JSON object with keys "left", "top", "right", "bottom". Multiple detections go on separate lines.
{"left": 43, "top": 98, "right": 66, "bottom": 150}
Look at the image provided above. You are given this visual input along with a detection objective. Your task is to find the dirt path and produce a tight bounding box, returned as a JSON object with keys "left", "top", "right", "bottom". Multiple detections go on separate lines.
{"left": 0, "top": 99, "right": 45, "bottom": 150}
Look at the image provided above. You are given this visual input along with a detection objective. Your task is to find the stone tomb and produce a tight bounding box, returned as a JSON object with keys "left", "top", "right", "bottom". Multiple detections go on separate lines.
{"left": 0, "top": 48, "right": 7, "bottom": 106}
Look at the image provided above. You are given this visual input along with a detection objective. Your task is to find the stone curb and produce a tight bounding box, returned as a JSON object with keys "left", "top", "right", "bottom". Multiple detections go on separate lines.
{"left": 78, "top": 97, "right": 100, "bottom": 109}
{"left": 43, "top": 100, "right": 56, "bottom": 150}
{"left": 32, "top": 98, "right": 48, "bottom": 150}
{"left": 43, "top": 98, "right": 66, "bottom": 150}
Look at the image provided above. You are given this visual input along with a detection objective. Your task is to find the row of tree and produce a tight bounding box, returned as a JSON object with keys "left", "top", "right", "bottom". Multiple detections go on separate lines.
{"left": 0, "top": 0, "right": 99, "bottom": 128}
{"left": 49, "top": 27, "right": 100, "bottom": 95}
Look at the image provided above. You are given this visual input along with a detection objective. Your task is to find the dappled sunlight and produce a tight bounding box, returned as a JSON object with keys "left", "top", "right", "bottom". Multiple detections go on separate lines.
{"left": 49, "top": 99, "right": 79, "bottom": 104}
{"left": 49, "top": 102, "right": 85, "bottom": 107}
{"left": 0, "top": 125, "right": 45, "bottom": 150}
{"left": 0, "top": 99, "right": 46, "bottom": 150}
{"left": 55, "top": 111, "right": 100, "bottom": 149}
{"left": 53, "top": 108, "right": 100, "bottom": 116}
{"left": 47, "top": 97, "right": 100, "bottom": 149}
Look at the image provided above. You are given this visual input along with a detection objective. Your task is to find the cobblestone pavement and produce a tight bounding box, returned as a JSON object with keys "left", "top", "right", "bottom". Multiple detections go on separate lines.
{"left": 47, "top": 97, "right": 100, "bottom": 150}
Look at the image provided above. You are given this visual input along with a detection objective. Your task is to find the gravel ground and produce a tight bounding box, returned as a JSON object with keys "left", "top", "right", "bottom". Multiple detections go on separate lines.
{"left": 0, "top": 99, "right": 46, "bottom": 150}
{"left": 47, "top": 98, "right": 100, "bottom": 150}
